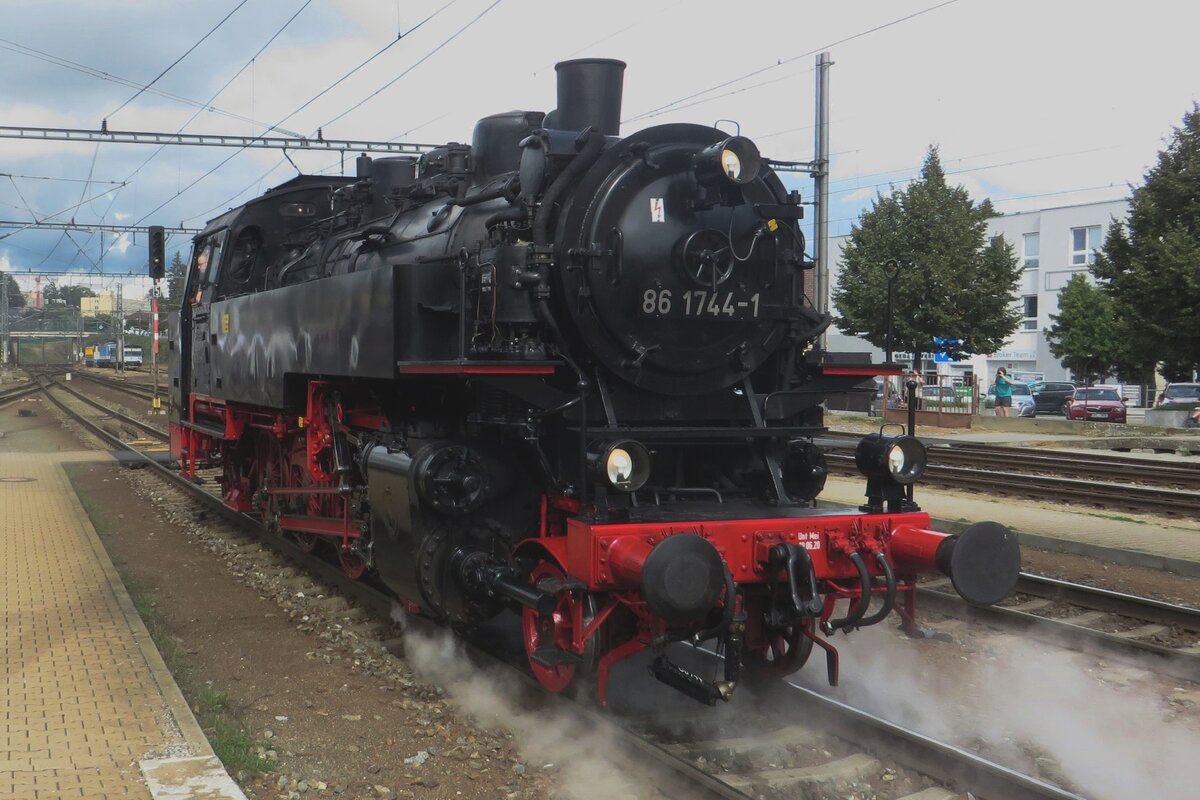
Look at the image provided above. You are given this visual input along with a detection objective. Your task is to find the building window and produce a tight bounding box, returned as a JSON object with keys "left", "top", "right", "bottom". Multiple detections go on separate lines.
{"left": 1022, "top": 295, "right": 1038, "bottom": 330}
{"left": 1070, "top": 225, "right": 1101, "bottom": 265}
{"left": 1022, "top": 232, "right": 1039, "bottom": 269}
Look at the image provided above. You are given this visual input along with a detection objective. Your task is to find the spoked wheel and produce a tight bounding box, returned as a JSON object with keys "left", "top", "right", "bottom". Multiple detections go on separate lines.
{"left": 285, "top": 461, "right": 322, "bottom": 553}
{"left": 744, "top": 618, "right": 815, "bottom": 682}
{"left": 338, "top": 548, "right": 369, "bottom": 580}
{"left": 255, "top": 434, "right": 286, "bottom": 525}
{"left": 522, "top": 561, "right": 580, "bottom": 693}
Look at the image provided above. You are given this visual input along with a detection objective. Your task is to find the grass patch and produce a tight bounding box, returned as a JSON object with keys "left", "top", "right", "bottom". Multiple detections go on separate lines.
{"left": 64, "top": 463, "right": 275, "bottom": 777}
{"left": 1079, "top": 511, "right": 1142, "bottom": 525}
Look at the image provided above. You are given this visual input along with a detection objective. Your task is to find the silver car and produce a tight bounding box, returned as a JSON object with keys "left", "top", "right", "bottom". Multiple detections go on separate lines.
{"left": 986, "top": 381, "right": 1037, "bottom": 417}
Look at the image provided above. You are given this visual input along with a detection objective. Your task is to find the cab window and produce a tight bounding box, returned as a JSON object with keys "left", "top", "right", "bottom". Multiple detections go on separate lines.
{"left": 189, "top": 230, "right": 227, "bottom": 305}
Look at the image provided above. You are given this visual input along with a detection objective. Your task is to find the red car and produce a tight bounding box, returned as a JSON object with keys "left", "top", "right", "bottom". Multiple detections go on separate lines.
{"left": 1063, "top": 387, "right": 1127, "bottom": 423}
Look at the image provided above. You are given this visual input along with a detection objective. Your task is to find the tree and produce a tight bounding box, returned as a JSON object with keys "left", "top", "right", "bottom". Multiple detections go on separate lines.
{"left": 1093, "top": 106, "right": 1200, "bottom": 382}
{"left": 42, "top": 282, "right": 96, "bottom": 308}
{"left": 166, "top": 250, "right": 187, "bottom": 307}
{"left": 1, "top": 273, "right": 26, "bottom": 308}
{"left": 1045, "top": 274, "right": 1127, "bottom": 383}
{"left": 833, "top": 147, "right": 1022, "bottom": 368}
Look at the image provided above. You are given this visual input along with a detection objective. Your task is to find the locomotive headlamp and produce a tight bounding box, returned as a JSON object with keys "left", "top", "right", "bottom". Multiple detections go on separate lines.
{"left": 589, "top": 439, "right": 651, "bottom": 492}
{"left": 695, "top": 136, "right": 762, "bottom": 185}
{"left": 855, "top": 433, "right": 927, "bottom": 486}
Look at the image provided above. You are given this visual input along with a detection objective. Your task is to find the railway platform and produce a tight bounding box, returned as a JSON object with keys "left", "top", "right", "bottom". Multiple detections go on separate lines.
{"left": 0, "top": 451, "right": 245, "bottom": 800}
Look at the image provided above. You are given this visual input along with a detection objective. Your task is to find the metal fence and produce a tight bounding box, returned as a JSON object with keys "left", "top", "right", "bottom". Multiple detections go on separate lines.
{"left": 879, "top": 375, "right": 977, "bottom": 428}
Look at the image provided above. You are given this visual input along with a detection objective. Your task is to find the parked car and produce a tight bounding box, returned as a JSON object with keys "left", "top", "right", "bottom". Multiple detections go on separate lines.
{"left": 1063, "top": 387, "right": 1127, "bottom": 423}
{"left": 1155, "top": 383, "right": 1200, "bottom": 410}
{"left": 1030, "top": 381, "right": 1076, "bottom": 415}
{"left": 985, "top": 382, "right": 1037, "bottom": 417}
{"left": 919, "top": 385, "right": 964, "bottom": 410}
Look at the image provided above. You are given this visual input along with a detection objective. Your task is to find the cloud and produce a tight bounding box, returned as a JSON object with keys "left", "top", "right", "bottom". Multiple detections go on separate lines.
{"left": 2, "top": 0, "right": 1198, "bottom": 270}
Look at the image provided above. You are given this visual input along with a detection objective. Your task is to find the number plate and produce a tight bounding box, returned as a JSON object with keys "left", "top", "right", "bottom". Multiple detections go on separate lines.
{"left": 638, "top": 288, "right": 761, "bottom": 319}
{"left": 1088, "top": 413, "right": 1109, "bottom": 419}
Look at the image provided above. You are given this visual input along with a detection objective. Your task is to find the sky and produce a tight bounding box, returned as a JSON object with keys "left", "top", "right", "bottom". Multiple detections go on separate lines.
{"left": 1, "top": 0, "right": 1197, "bottom": 302}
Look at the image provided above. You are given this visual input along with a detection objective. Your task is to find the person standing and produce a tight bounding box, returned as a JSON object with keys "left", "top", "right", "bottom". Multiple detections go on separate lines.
{"left": 994, "top": 367, "right": 1013, "bottom": 417}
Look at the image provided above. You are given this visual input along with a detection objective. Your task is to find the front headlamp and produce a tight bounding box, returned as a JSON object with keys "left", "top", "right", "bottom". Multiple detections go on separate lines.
{"left": 695, "top": 136, "right": 762, "bottom": 186}
{"left": 855, "top": 433, "right": 927, "bottom": 486}
{"left": 588, "top": 439, "right": 651, "bottom": 492}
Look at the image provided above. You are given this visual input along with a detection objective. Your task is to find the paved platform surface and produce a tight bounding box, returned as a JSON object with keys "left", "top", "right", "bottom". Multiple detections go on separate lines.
{"left": 0, "top": 451, "right": 241, "bottom": 799}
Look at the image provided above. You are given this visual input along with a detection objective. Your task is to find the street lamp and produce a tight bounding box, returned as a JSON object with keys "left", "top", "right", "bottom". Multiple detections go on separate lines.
{"left": 882, "top": 258, "right": 902, "bottom": 366}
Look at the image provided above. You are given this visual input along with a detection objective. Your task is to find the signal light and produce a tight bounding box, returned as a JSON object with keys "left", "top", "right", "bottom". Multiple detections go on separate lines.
{"left": 855, "top": 432, "right": 927, "bottom": 513}
{"left": 147, "top": 225, "right": 165, "bottom": 279}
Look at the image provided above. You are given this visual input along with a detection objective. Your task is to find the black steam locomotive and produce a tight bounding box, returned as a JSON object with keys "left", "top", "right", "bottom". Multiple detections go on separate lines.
{"left": 167, "top": 59, "right": 1018, "bottom": 705}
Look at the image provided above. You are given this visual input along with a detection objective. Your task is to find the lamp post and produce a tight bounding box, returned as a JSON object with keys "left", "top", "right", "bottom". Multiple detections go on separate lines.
{"left": 882, "top": 258, "right": 901, "bottom": 366}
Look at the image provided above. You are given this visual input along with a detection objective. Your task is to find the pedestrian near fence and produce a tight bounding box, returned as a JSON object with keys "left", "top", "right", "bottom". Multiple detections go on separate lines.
{"left": 994, "top": 367, "right": 1013, "bottom": 417}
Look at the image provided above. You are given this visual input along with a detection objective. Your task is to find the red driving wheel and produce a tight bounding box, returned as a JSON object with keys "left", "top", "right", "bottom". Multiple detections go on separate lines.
{"left": 522, "top": 561, "right": 579, "bottom": 693}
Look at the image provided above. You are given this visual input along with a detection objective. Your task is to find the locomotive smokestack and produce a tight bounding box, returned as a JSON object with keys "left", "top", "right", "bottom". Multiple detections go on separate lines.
{"left": 552, "top": 58, "right": 626, "bottom": 136}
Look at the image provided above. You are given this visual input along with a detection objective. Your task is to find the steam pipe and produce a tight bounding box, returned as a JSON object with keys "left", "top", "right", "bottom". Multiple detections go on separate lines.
{"left": 856, "top": 552, "right": 897, "bottom": 627}
{"left": 823, "top": 551, "right": 871, "bottom": 633}
{"left": 485, "top": 205, "right": 527, "bottom": 228}
{"left": 454, "top": 175, "right": 520, "bottom": 207}
{"left": 532, "top": 128, "right": 605, "bottom": 246}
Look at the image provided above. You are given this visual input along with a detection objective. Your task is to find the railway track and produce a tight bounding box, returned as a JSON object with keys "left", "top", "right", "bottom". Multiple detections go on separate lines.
{"left": 826, "top": 451, "right": 1200, "bottom": 517}
{"left": 823, "top": 430, "right": 1200, "bottom": 487}
{"left": 44, "top": 375, "right": 1095, "bottom": 800}
{"left": 0, "top": 382, "right": 42, "bottom": 405}
{"left": 917, "top": 573, "right": 1200, "bottom": 683}
{"left": 73, "top": 369, "right": 163, "bottom": 400}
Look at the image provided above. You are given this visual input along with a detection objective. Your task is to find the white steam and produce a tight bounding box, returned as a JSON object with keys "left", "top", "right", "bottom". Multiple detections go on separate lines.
{"left": 793, "top": 622, "right": 1200, "bottom": 800}
{"left": 404, "top": 628, "right": 654, "bottom": 800}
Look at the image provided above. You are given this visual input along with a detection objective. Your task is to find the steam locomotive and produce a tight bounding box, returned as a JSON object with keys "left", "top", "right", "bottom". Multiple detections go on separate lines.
{"left": 166, "top": 59, "right": 1019, "bottom": 705}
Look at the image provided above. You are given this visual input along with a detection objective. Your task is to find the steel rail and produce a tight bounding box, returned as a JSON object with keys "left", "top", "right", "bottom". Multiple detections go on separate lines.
{"left": 825, "top": 453, "right": 1200, "bottom": 515}
{"left": 0, "top": 383, "right": 42, "bottom": 404}
{"left": 1015, "top": 573, "right": 1200, "bottom": 632}
{"left": 916, "top": 587, "right": 1200, "bottom": 684}
{"left": 823, "top": 430, "right": 1200, "bottom": 471}
{"left": 777, "top": 683, "right": 1086, "bottom": 800}
{"left": 927, "top": 446, "right": 1200, "bottom": 485}
{"left": 75, "top": 370, "right": 161, "bottom": 399}
{"left": 51, "top": 379, "right": 167, "bottom": 440}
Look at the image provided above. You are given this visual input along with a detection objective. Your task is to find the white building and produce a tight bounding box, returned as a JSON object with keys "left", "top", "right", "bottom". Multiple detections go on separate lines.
{"left": 828, "top": 197, "right": 1130, "bottom": 383}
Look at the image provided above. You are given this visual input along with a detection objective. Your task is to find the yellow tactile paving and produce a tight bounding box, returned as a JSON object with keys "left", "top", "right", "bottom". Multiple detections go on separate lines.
{"left": 0, "top": 452, "right": 211, "bottom": 799}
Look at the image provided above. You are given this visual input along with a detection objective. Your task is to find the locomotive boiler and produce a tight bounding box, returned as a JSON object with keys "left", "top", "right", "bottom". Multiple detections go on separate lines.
{"left": 167, "top": 58, "right": 1020, "bottom": 705}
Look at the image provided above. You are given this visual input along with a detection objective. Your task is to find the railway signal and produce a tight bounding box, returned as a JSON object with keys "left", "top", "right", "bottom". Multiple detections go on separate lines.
{"left": 148, "top": 225, "right": 165, "bottom": 279}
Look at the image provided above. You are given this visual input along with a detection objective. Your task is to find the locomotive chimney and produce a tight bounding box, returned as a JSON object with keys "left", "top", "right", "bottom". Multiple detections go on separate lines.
{"left": 551, "top": 58, "right": 626, "bottom": 136}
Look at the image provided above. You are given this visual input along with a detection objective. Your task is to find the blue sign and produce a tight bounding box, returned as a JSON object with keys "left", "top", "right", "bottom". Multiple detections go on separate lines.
{"left": 933, "top": 337, "right": 963, "bottom": 363}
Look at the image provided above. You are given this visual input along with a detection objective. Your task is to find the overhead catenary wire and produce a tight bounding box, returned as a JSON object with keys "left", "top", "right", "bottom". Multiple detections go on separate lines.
{"left": 623, "top": 0, "right": 964, "bottom": 124}
{"left": 177, "top": 0, "right": 470, "bottom": 226}
{"left": 316, "top": 0, "right": 500, "bottom": 133}
{"left": 0, "top": 172, "right": 124, "bottom": 185}
{"left": 105, "top": 0, "right": 252, "bottom": 121}
{"left": 116, "top": 1, "right": 317, "bottom": 198}
{"left": 0, "top": 37, "right": 301, "bottom": 136}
